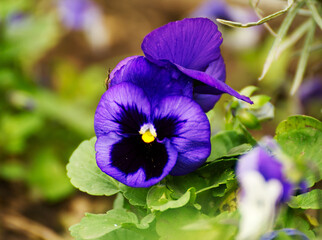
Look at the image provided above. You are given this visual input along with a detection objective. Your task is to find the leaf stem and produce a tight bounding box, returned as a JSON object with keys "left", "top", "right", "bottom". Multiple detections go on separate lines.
{"left": 276, "top": 19, "right": 312, "bottom": 58}
{"left": 307, "top": 0, "right": 322, "bottom": 30}
{"left": 217, "top": 0, "right": 294, "bottom": 28}
{"left": 259, "top": 0, "right": 306, "bottom": 81}
{"left": 290, "top": 18, "right": 316, "bottom": 95}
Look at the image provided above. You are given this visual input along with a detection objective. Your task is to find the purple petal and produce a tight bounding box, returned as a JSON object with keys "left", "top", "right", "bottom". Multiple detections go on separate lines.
{"left": 96, "top": 133, "right": 178, "bottom": 188}
{"left": 109, "top": 56, "right": 140, "bottom": 81}
{"left": 142, "top": 18, "right": 222, "bottom": 71}
{"left": 153, "top": 96, "right": 211, "bottom": 175}
{"left": 94, "top": 82, "right": 151, "bottom": 137}
{"left": 205, "top": 55, "right": 226, "bottom": 81}
{"left": 175, "top": 64, "right": 253, "bottom": 104}
{"left": 110, "top": 56, "right": 193, "bottom": 107}
{"left": 193, "top": 55, "right": 226, "bottom": 111}
{"left": 192, "top": 93, "right": 221, "bottom": 112}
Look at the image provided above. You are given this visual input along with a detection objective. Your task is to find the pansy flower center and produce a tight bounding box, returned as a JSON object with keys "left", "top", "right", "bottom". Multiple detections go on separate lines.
{"left": 139, "top": 123, "right": 157, "bottom": 143}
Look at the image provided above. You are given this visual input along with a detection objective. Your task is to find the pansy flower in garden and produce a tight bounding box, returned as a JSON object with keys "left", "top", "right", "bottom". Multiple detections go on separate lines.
{"left": 95, "top": 57, "right": 210, "bottom": 187}
{"left": 236, "top": 141, "right": 294, "bottom": 240}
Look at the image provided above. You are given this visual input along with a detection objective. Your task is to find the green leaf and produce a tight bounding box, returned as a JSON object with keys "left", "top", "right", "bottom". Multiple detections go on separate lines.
{"left": 156, "top": 207, "right": 235, "bottom": 240}
{"left": 249, "top": 95, "right": 271, "bottom": 109}
{"left": 196, "top": 167, "right": 235, "bottom": 195}
{"left": 276, "top": 115, "right": 322, "bottom": 134}
{"left": 166, "top": 173, "right": 208, "bottom": 197}
{"left": 146, "top": 185, "right": 195, "bottom": 212}
{"left": 239, "top": 86, "right": 258, "bottom": 97}
{"left": 156, "top": 207, "right": 207, "bottom": 240}
{"left": 70, "top": 209, "right": 143, "bottom": 240}
{"left": 275, "top": 115, "right": 322, "bottom": 186}
{"left": 207, "top": 130, "right": 249, "bottom": 161}
{"left": 122, "top": 187, "right": 150, "bottom": 207}
{"left": 288, "top": 189, "right": 322, "bottom": 209}
{"left": 67, "top": 137, "right": 122, "bottom": 196}
{"left": 113, "top": 193, "right": 125, "bottom": 209}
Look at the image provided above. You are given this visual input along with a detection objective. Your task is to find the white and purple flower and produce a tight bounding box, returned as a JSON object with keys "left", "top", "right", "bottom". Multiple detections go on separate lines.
{"left": 236, "top": 144, "right": 294, "bottom": 240}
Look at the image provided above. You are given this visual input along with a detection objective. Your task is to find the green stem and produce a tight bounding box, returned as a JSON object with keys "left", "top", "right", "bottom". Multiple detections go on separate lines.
{"left": 290, "top": 18, "right": 316, "bottom": 95}
{"left": 259, "top": 0, "right": 306, "bottom": 81}
{"left": 217, "top": 0, "right": 294, "bottom": 28}
{"left": 276, "top": 19, "right": 311, "bottom": 58}
{"left": 307, "top": 0, "right": 322, "bottom": 30}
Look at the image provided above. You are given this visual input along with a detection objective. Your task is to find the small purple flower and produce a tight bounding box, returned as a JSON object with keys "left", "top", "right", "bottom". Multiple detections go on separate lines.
{"left": 237, "top": 146, "right": 294, "bottom": 203}
{"left": 141, "top": 18, "right": 253, "bottom": 112}
{"left": 260, "top": 228, "right": 310, "bottom": 240}
{"left": 57, "top": 0, "right": 92, "bottom": 30}
{"left": 95, "top": 60, "right": 210, "bottom": 187}
{"left": 236, "top": 143, "right": 294, "bottom": 240}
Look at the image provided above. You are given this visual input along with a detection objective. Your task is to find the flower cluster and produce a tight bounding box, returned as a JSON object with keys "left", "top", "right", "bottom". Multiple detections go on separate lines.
{"left": 94, "top": 18, "right": 252, "bottom": 187}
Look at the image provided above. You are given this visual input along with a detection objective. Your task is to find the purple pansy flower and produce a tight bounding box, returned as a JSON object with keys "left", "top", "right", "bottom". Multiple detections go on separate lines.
{"left": 95, "top": 60, "right": 210, "bottom": 187}
{"left": 141, "top": 18, "right": 252, "bottom": 112}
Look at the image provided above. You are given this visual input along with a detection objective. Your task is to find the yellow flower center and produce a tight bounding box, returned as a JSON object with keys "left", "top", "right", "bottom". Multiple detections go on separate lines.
{"left": 139, "top": 123, "right": 157, "bottom": 143}
{"left": 141, "top": 130, "right": 155, "bottom": 143}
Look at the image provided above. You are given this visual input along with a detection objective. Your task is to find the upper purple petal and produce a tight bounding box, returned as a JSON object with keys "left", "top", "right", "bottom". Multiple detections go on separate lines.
{"left": 142, "top": 18, "right": 222, "bottom": 71}
{"left": 109, "top": 56, "right": 193, "bottom": 107}
{"left": 94, "top": 82, "right": 151, "bottom": 137}
{"left": 153, "top": 96, "right": 211, "bottom": 175}
{"left": 109, "top": 56, "right": 140, "bottom": 80}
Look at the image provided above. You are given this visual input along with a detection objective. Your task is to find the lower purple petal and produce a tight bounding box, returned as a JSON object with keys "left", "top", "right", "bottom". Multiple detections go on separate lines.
{"left": 96, "top": 133, "right": 178, "bottom": 188}
{"left": 175, "top": 64, "right": 253, "bottom": 104}
{"left": 154, "top": 96, "right": 211, "bottom": 175}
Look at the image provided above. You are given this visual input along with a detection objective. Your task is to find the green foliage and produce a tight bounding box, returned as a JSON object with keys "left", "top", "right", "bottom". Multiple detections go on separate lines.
{"left": 67, "top": 134, "right": 244, "bottom": 239}
{"left": 67, "top": 112, "right": 322, "bottom": 239}
{"left": 288, "top": 189, "right": 322, "bottom": 209}
{"left": 70, "top": 209, "right": 156, "bottom": 240}
{"left": 275, "top": 115, "right": 322, "bottom": 186}
{"left": 67, "top": 137, "right": 123, "bottom": 196}
{"left": 207, "top": 130, "right": 250, "bottom": 162}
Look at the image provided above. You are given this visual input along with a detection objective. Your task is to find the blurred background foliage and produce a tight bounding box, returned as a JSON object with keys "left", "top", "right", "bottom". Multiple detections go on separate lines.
{"left": 0, "top": 0, "right": 321, "bottom": 239}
